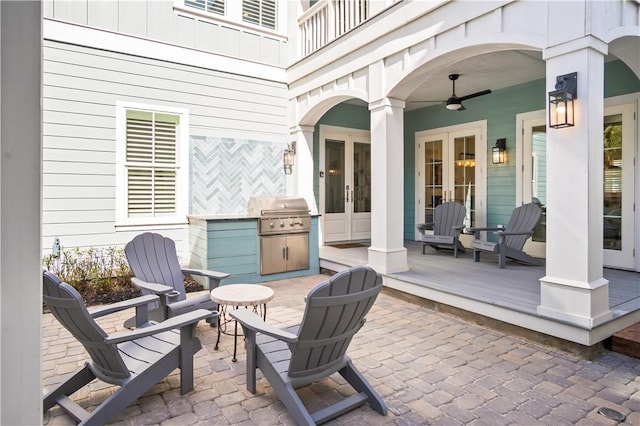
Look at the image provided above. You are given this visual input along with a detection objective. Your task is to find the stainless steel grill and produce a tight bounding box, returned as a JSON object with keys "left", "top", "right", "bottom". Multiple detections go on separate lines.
{"left": 247, "top": 196, "right": 311, "bottom": 235}
{"left": 247, "top": 196, "right": 311, "bottom": 275}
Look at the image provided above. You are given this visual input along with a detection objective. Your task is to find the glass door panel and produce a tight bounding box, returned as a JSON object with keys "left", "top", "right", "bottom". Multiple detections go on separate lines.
{"left": 325, "top": 140, "right": 345, "bottom": 214}
{"left": 353, "top": 142, "right": 371, "bottom": 214}
{"left": 423, "top": 139, "right": 443, "bottom": 224}
{"left": 530, "top": 125, "right": 547, "bottom": 243}
{"left": 603, "top": 114, "right": 622, "bottom": 251}
{"left": 453, "top": 136, "right": 475, "bottom": 228}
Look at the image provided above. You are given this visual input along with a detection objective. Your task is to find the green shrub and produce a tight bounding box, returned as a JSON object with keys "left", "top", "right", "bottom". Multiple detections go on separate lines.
{"left": 43, "top": 246, "right": 138, "bottom": 305}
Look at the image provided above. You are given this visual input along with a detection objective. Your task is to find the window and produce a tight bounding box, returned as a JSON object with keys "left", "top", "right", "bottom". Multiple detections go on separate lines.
{"left": 184, "top": 0, "right": 225, "bottom": 16}
{"left": 243, "top": 0, "right": 277, "bottom": 30}
{"left": 116, "top": 104, "right": 189, "bottom": 226}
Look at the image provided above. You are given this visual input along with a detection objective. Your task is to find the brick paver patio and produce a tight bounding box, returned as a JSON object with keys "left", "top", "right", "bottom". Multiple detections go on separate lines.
{"left": 42, "top": 273, "right": 640, "bottom": 425}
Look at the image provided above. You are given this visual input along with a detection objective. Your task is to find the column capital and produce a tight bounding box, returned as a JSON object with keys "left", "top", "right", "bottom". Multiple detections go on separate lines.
{"left": 543, "top": 35, "right": 608, "bottom": 60}
{"left": 369, "top": 97, "right": 405, "bottom": 111}
{"left": 290, "top": 125, "right": 315, "bottom": 135}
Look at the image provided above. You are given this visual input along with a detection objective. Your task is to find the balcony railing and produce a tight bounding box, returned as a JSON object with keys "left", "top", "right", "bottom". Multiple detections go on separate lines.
{"left": 298, "top": 0, "right": 371, "bottom": 57}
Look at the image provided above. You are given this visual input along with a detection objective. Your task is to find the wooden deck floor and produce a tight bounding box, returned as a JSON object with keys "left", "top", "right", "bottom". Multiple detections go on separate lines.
{"left": 320, "top": 240, "right": 640, "bottom": 329}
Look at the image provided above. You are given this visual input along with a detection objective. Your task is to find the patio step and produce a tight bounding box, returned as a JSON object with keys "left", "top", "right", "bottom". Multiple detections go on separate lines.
{"left": 611, "top": 323, "right": 640, "bottom": 359}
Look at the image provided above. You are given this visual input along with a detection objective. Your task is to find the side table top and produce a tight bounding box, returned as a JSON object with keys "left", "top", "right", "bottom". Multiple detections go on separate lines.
{"left": 210, "top": 284, "right": 275, "bottom": 306}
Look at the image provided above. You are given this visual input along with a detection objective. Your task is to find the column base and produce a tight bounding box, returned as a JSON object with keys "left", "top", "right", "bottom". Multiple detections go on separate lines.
{"left": 367, "top": 246, "right": 409, "bottom": 274}
{"left": 537, "top": 276, "right": 613, "bottom": 329}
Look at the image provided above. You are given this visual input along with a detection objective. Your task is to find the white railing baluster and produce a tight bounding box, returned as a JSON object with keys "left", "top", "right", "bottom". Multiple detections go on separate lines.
{"left": 298, "top": 0, "right": 383, "bottom": 58}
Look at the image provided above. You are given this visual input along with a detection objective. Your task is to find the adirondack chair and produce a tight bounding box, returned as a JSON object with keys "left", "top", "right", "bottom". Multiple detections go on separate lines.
{"left": 417, "top": 201, "right": 467, "bottom": 257}
{"left": 230, "top": 266, "right": 387, "bottom": 425}
{"left": 42, "top": 270, "right": 212, "bottom": 426}
{"left": 469, "top": 202, "right": 543, "bottom": 269}
{"left": 124, "top": 232, "right": 229, "bottom": 328}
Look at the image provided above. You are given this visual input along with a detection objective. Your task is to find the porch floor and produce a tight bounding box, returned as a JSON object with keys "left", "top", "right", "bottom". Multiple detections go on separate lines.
{"left": 320, "top": 240, "right": 640, "bottom": 346}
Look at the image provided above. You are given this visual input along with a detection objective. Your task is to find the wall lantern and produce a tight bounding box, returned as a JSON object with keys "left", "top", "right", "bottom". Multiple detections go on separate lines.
{"left": 548, "top": 72, "right": 577, "bottom": 129}
{"left": 283, "top": 141, "right": 296, "bottom": 174}
{"left": 492, "top": 138, "right": 506, "bottom": 164}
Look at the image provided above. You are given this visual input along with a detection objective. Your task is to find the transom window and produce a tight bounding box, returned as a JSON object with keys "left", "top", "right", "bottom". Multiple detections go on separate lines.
{"left": 116, "top": 104, "right": 189, "bottom": 226}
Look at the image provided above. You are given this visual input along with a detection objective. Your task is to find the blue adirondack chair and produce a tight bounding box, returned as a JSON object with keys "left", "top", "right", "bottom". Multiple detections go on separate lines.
{"left": 469, "top": 202, "right": 543, "bottom": 269}
{"left": 42, "top": 270, "right": 213, "bottom": 426}
{"left": 231, "top": 266, "right": 387, "bottom": 425}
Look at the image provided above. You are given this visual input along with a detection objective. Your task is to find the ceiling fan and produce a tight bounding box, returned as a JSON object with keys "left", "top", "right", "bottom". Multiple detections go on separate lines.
{"left": 422, "top": 74, "right": 492, "bottom": 111}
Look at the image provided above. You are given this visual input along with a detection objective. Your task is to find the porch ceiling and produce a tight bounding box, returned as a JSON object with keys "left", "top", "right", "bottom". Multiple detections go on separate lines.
{"left": 346, "top": 46, "right": 633, "bottom": 111}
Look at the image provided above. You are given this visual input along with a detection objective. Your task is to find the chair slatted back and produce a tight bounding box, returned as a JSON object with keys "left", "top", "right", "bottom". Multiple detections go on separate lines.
{"left": 42, "top": 271, "right": 130, "bottom": 381}
{"left": 503, "top": 203, "right": 542, "bottom": 250}
{"left": 288, "top": 267, "right": 382, "bottom": 378}
{"left": 125, "top": 233, "right": 186, "bottom": 301}
{"left": 433, "top": 202, "right": 466, "bottom": 236}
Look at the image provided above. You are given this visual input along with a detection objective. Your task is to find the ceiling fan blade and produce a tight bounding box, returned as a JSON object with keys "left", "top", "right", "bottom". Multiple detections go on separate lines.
{"left": 457, "top": 104, "right": 466, "bottom": 111}
{"left": 458, "top": 89, "right": 491, "bottom": 102}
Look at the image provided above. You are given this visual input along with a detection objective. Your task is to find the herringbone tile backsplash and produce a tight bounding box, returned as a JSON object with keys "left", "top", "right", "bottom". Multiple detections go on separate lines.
{"left": 190, "top": 136, "right": 286, "bottom": 215}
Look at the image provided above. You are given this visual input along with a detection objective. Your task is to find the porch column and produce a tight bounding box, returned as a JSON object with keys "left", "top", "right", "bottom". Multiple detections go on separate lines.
{"left": 0, "top": 1, "right": 42, "bottom": 423}
{"left": 367, "top": 98, "right": 408, "bottom": 274}
{"left": 538, "top": 36, "right": 612, "bottom": 328}
{"left": 289, "top": 125, "right": 318, "bottom": 214}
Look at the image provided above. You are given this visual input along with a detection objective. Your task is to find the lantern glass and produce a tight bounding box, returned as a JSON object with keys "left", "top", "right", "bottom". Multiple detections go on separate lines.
{"left": 492, "top": 146, "right": 506, "bottom": 164}
{"left": 283, "top": 149, "right": 294, "bottom": 174}
{"left": 549, "top": 90, "right": 575, "bottom": 128}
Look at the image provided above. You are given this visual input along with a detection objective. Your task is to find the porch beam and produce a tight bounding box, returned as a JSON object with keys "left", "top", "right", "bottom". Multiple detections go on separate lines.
{"left": 367, "top": 97, "right": 408, "bottom": 274}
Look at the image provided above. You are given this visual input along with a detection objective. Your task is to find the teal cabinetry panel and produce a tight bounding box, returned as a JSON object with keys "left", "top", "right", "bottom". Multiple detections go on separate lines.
{"left": 188, "top": 215, "right": 319, "bottom": 285}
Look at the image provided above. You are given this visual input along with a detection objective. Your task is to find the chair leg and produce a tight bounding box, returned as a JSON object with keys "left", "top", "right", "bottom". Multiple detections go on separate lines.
{"left": 43, "top": 364, "right": 95, "bottom": 412}
{"left": 474, "top": 249, "right": 481, "bottom": 262}
{"left": 339, "top": 360, "right": 387, "bottom": 415}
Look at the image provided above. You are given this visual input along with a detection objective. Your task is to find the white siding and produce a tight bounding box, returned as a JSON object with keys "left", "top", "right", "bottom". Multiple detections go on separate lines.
{"left": 42, "top": 39, "right": 288, "bottom": 256}
{"left": 43, "top": 0, "right": 288, "bottom": 67}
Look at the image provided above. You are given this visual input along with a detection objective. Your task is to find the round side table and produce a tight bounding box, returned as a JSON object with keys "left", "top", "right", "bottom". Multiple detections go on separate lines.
{"left": 210, "top": 284, "right": 275, "bottom": 362}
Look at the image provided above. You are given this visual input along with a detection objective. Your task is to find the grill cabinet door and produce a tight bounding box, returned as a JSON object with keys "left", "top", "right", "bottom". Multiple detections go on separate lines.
{"left": 285, "top": 233, "right": 309, "bottom": 272}
{"left": 260, "top": 236, "right": 287, "bottom": 275}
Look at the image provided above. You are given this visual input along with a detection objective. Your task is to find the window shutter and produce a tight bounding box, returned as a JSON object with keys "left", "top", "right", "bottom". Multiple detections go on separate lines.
{"left": 125, "top": 112, "right": 178, "bottom": 218}
{"left": 243, "top": 0, "right": 276, "bottom": 30}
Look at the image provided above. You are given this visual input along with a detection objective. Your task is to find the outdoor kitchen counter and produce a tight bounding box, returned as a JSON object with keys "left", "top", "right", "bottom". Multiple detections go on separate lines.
{"left": 187, "top": 214, "right": 320, "bottom": 285}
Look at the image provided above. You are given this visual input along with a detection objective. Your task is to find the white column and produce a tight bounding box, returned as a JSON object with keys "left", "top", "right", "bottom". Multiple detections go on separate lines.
{"left": 367, "top": 98, "right": 408, "bottom": 274}
{"left": 538, "top": 36, "right": 612, "bottom": 328}
{"left": 289, "top": 125, "right": 318, "bottom": 214}
{"left": 1, "top": 1, "right": 42, "bottom": 424}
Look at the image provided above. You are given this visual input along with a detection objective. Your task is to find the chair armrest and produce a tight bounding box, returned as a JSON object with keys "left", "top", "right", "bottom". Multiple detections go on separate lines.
{"left": 105, "top": 309, "right": 216, "bottom": 345}
{"left": 416, "top": 223, "right": 435, "bottom": 234}
{"left": 230, "top": 309, "right": 298, "bottom": 343}
{"left": 182, "top": 268, "right": 230, "bottom": 281}
{"left": 130, "top": 277, "right": 174, "bottom": 295}
{"left": 495, "top": 230, "right": 533, "bottom": 237}
{"left": 467, "top": 226, "right": 502, "bottom": 237}
{"left": 89, "top": 295, "right": 159, "bottom": 319}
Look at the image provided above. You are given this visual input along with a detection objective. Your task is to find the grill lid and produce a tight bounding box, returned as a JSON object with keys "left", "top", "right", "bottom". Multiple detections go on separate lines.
{"left": 247, "top": 196, "right": 310, "bottom": 217}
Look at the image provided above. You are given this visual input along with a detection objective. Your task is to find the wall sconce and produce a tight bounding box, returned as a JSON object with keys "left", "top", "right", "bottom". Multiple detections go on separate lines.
{"left": 455, "top": 152, "right": 475, "bottom": 168}
{"left": 492, "top": 138, "right": 506, "bottom": 164}
{"left": 549, "top": 72, "right": 577, "bottom": 129}
{"left": 283, "top": 141, "right": 296, "bottom": 175}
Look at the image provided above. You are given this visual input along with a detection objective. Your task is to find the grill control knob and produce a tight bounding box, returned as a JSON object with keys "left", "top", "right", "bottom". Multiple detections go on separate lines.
{"left": 280, "top": 222, "right": 285, "bottom": 227}
{"left": 269, "top": 222, "right": 274, "bottom": 228}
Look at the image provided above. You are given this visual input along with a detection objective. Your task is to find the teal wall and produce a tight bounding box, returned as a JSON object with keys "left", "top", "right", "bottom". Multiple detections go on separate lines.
{"left": 309, "top": 61, "right": 639, "bottom": 242}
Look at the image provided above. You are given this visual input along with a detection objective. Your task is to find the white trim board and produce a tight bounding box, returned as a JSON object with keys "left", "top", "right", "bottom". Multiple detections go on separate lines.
{"left": 43, "top": 18, "right": 287, "bottom": 83}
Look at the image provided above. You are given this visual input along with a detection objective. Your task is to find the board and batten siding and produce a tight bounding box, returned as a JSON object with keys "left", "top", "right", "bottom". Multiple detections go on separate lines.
{"left": 42, "top": 39, "right": 288, "bottom": 258}
{"left": 42, "top": 0, "right": 288, "bottom": 67}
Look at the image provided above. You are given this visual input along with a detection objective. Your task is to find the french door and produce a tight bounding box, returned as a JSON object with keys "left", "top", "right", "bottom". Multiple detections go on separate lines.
{"left": 321, "top": 128, "right": 371, "bottom": 243}
{"left": 518, "top": 101, "right": 636, "bottom": 269}
{"left": 415, "top": 124, "right": 486, "bottom": 240}
{"left": 602, "top": 103, "right": 635, "bottom": 269}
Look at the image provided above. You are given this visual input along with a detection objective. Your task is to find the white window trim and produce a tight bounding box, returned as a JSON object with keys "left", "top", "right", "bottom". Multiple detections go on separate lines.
{"left": 173, "top": 0, "right": 287, "bottom": 40}
{"left": 115, "top": 102, "right": 190, "bottom": 229}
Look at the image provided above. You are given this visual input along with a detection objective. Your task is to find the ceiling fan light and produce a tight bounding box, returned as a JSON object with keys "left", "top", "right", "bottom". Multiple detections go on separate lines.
{"left": 446, "top": 101, "right": 462, "bottom": 110}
